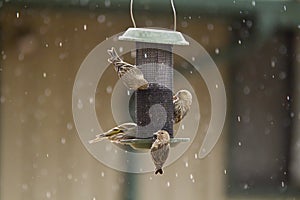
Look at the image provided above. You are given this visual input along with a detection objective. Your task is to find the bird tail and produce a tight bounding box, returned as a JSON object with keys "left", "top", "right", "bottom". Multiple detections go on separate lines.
{"left": 88, "top": 135, "right": 105, "bottom": 144}
{"left": 155, "top": 168, "right": 163, "bottom": 175}
{"left": 107, "top": 47, "right": 122, "bottom": 64}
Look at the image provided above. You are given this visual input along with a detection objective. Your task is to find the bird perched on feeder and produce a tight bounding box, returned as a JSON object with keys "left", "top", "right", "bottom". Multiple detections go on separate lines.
{"left": 89, "top": 122, "right": 137, "bottom": 144}
{"left": 107, "top": 47, "right": 149, "bottom": 90}
{"left": 173, "top": 89, "right": 193, "bottom": 124}
{"left": 150, "top": 130, "right": 170, "bottom": 175}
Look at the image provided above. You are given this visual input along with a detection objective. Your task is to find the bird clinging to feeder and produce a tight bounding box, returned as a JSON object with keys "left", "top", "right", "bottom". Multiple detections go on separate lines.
{"left": 107, "top": 47, "right": 149, "bottom": 90}
{"left": 150, "top": 130, "right": 171, "bottom": 175}
{"left": 173, "top": 89, "right": 193, "bottom": 124}
{"left": 88, "top": 122, "right": 137, "bottom": 144}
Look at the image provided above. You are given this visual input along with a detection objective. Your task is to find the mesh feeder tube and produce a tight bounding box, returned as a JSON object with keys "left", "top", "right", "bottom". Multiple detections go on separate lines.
{"left": 119, "top": 28, "right": 189, "bottom": 148}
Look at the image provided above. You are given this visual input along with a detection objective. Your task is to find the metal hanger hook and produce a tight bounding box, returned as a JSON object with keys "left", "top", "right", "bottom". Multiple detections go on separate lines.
{"left": 130, "top": 0, "right": 177, "bottom": 31}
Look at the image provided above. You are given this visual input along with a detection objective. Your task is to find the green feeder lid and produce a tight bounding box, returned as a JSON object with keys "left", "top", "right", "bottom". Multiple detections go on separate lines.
{"left": 118, "top": 28, "right": 189, "bottom": 46}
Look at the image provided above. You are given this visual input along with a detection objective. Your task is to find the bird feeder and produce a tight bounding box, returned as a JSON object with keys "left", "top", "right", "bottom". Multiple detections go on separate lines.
{"left": 118, "top": 28, "right": 190, "bottom": 149}
{"left": 113, "top": 0, "right": 190, "bottom": 149}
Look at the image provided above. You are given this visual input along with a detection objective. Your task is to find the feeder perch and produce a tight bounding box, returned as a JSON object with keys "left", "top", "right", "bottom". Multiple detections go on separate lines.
{"left": 118, "top": 27, "right": 190, "bottom": 149}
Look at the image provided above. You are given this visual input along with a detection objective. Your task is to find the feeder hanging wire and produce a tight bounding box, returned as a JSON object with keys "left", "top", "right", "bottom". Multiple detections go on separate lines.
{"left": 130, "top": 0, "right": 177, "bottom": 31}
{"left": 130, "top": 0, "right": 136, "bottom": 28}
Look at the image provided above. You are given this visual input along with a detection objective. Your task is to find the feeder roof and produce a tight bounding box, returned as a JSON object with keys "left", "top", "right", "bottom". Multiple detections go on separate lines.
{"left": 119, "top": 28, "right": 189, "bottom": 45}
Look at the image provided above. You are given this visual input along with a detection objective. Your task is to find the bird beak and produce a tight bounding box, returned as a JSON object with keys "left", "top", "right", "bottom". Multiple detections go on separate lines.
{"left": 153, "top": 132, "right": 158, "bottom": 136}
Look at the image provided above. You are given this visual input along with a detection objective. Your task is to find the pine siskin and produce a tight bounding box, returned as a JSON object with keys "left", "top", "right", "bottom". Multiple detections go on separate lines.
{"left": 89, "top": 122, "right": 137, "bottom": 144}
{"left": 173, "top": 89, "right": 192, "bottom": 124}
{"left": 107, "top": 47, "right": 149, "bottom": 90}
{"left": 150, "top": 130, "right": 170, "bottom": 175}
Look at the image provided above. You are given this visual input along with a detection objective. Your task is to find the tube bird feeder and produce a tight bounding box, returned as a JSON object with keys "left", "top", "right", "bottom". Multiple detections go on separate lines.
{"left": 118, "top": 28, "right": 190, "bottom": 149}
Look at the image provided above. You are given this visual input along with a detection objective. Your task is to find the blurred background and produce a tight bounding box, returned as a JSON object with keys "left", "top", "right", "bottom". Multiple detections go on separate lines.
{"left": 1, "top": 0, "right": 300, "bottom": 199}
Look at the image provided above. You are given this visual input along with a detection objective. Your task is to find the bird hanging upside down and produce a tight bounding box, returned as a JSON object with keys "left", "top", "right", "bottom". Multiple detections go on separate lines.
{"left": 107, "top": 47, "right": 149, "bottom": 90}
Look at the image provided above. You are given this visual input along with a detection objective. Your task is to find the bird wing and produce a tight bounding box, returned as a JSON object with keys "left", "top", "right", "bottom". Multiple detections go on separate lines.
{"left": 117, "top": 122, "right": 137, "bottom": 137}
{"left": 173, "top": 99, "right": 191, "bottom": 124}
{"left": 173, "top": 101, "right": 183, "bottom": 124}
{"left": 89, "top": 123, "right": 137, "bottom": 144}
{"left": 89, "top": 125, "right": 125, "bottom": 144}
{"left": 151, "top": 143, "right": 170, "bottom": 167}
{"left": 119, "top": 67, "right": 149, "bottom": 90}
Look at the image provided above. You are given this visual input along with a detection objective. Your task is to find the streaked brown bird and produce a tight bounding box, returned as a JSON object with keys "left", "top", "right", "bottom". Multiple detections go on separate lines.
{"left": 107, "top": 47, "right": 149, "bottom": 90}
{"left": 89, "top": 122, "right": 137, "bottom": 144}
{"left": 150, "top": 130, "right": 171, "bottom": 175}
{"left": 173, "top": 89, "right": 192, "bottom": 124}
